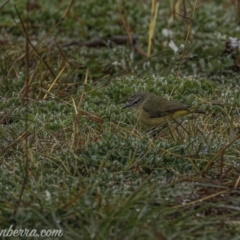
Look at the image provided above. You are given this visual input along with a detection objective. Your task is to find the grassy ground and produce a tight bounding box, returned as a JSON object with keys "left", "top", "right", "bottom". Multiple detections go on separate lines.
{"left": 1, "top": 0, "right": 240, "bottom": 239}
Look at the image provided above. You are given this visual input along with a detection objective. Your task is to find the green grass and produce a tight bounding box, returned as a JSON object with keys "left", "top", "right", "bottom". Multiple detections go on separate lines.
{"left": 1, "top": 0, "right": 240, "bottom": 239}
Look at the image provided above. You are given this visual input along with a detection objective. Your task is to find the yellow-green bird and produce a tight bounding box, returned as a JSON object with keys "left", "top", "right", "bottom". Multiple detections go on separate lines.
{"left": 123, "top": 91, "right": 205, "bottom": 126}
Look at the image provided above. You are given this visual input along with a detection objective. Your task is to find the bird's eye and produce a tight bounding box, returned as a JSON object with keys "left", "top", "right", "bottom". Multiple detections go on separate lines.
{"left": 129, "top": 95, "right": 136, "bottom": 102}
{"left": 134, "top": 95, "right": 143, "bottom": 104}
{"left": 130, "top": 95, "right": 136, "bottom": 99}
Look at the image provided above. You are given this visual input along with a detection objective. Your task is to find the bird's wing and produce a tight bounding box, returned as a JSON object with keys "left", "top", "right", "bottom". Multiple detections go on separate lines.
{"left": 143, "top": 98, "right": 190, "bottom": 118}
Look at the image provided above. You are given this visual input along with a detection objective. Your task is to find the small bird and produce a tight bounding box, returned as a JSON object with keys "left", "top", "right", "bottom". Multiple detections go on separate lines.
{"left": 123, "top": 91, "right": 205, "bottom": 126}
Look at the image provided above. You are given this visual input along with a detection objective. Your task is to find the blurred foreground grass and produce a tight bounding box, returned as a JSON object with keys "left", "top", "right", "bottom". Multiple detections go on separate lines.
{"left": 1, "top": 0, "right": 240, "bottom": 239}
